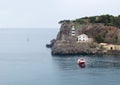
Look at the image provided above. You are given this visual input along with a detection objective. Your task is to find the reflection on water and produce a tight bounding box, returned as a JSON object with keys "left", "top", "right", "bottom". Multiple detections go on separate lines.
{"left": 52, "top": 55, "right": 120, "bottom": 70}
{"left": 52, "top": 55, "right": 120, "bottom": 85}
{"left": 87, "top": 55, "right": 120, "bottom": 69}
{"left": 0, "top": 29, "right": 120, "bottom": 85}
{"left": 52, "top": 56, "right": 78, "bottom": 70}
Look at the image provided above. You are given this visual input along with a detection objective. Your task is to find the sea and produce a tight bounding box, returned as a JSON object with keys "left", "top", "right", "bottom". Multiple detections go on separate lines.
{"left": 0, "top": 28, "right": 120, "bottom": 85}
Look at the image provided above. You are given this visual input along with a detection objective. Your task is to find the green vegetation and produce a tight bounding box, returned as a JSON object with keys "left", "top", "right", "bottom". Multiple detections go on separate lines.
{"left": 95, "top": 35, "right": 104, "bottom": 43}
{"left": 59, "top": 20, "right": 71, "bottom": 24}
{"left": 59, "top": 14, "right": 120, "bottom": 28}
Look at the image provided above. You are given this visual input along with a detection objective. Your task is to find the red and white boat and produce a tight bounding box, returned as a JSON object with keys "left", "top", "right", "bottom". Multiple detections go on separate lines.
{"left": 77, "top": 58, "right": 86, "bottom": 68}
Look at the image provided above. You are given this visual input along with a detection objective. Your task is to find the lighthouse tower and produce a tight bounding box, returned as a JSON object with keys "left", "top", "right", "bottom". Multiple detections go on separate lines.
{"left": 71, "top": 26, "right": 75, "bottom": 36}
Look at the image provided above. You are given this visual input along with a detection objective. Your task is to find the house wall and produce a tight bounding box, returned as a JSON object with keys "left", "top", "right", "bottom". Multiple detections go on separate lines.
{"left": 100, "top": 43, "right": 120, "bottom": 50}
{"left": 88, "top": 38, "right": 94, "bottom": 43}
{"left": 78, "top": 34, "right": 88, "bottom": 42}
{"left": 77, "top": 34, "right": 93, "bottom": 43}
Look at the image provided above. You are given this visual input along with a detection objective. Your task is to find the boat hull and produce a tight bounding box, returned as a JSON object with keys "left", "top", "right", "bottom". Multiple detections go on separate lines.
{"left": 78, "top": 62, "right": 85, "bottom": 68}
{"left": 77, "top": 58, "right": 86, "bottom": 68}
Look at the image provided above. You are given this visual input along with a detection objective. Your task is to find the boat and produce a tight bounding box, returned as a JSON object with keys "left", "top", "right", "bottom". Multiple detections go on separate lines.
{"left": 77, "top": 58, "right": 86, "bottom": 68}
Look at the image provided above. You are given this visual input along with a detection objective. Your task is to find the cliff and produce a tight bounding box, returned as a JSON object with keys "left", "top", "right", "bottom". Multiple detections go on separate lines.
{"left": 56, "top": 23, "right": 120, "bottom": 45}
{"left": 49, "top": 15, "right": 120, "bottom": 55}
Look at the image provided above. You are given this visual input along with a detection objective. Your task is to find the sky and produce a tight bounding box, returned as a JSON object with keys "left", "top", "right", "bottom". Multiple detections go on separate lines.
{"left": 0, "top": 0, "right": 120, "bottom": 28}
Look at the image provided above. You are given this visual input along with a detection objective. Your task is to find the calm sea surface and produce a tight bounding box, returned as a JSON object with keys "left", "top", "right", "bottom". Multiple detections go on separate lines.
{"left": 0, "top": 28, "right": 120, "bottom": 85}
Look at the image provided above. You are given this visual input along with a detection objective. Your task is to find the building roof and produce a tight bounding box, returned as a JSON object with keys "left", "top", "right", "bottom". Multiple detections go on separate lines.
{"left": 78, "top": 34, "right": 88, "bottom": 37}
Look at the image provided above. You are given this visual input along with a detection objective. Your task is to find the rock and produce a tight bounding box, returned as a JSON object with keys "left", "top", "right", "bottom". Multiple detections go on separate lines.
{"left": 49, "top": 21, "right": 120, "bottom": 55}
{"left": 46, "top": 39, "right": 56, "bottom": 48}
{"left": 46, "top": 44, "right": 52, "bottom": 48}
{"left": 51, "top": 41, "right": 98, "bottom": 55}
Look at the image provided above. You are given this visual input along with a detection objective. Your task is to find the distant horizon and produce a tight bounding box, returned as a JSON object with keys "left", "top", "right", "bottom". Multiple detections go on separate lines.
{"left": 0, "top": 0, "right": 120, "bottom": 28}
{"left": 0, "top": 27, "right": 60, "bottom": 29}
{"left": 0, "top": 14, "right": 120, "bottom": 29}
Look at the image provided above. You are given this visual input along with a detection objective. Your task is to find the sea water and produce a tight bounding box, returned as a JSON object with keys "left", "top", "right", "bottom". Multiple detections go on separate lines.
{"left": 0, "top": 28, "right": 120, "bottom": 85}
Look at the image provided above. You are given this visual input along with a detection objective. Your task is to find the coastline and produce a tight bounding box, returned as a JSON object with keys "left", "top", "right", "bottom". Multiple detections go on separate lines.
{"left": 47, "top": 16, "right": 120, "bottom": 55}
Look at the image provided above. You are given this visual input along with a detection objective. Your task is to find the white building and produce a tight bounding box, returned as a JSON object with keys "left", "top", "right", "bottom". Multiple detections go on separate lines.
{"left": 77, "top": 34, "right": 89, "bottom": 42}
{"left": 71, "top": 26, "right": 75, "bottom": 36}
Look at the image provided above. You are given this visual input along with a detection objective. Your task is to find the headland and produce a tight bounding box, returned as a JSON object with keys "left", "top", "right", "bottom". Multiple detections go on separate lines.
{"left": 47, "top": 15, "right": 120, "bottom": 55}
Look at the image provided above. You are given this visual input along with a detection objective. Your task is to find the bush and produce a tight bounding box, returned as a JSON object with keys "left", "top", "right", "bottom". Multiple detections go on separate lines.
{"left": 95, "top": 35, "right": 104, "bottom": 43}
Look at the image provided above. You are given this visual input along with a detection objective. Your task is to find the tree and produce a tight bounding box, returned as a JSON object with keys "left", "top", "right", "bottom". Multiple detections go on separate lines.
{"left": 95, "top": 35, "right": 104, "bottom": 43}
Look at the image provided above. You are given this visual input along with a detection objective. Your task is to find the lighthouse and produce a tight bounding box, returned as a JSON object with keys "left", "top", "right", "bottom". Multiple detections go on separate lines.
{"left": 71, "top": 26, "right": 75, "bottom": 36}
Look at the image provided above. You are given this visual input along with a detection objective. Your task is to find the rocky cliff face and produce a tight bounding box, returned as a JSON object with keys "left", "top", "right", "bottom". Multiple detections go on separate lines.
{"left": 50, "top": 22, "right": 120, "bottom": 55}
{"left": 56, "top": 23, "right": 120, "bottom": 44}
{"left": 51, "top": 41, "right": 98, "bottom": 55}
{"left": 79, "top": 24, "right": 120, "bottom": 45}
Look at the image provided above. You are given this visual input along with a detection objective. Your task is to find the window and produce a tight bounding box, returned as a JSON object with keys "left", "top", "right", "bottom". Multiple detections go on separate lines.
{"left": 110, "top": 47, "right": 113, "bottom": 50}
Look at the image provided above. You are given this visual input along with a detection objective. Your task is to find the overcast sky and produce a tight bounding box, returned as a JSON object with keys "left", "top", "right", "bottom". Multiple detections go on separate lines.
{"left": 0, "top": 0, "right": 120, "bottom": 28}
